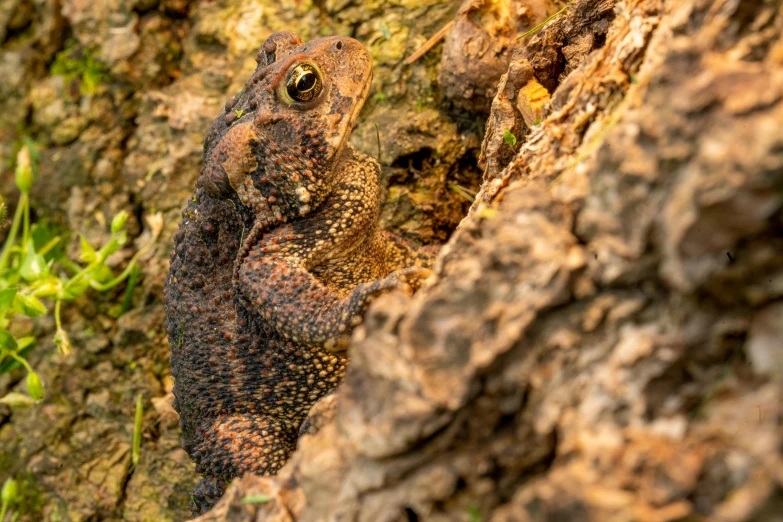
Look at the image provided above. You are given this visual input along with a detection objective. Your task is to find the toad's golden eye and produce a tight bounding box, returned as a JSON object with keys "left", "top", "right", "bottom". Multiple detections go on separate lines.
{"left": 286, "top": 63, "right": 323, "bottom": 103}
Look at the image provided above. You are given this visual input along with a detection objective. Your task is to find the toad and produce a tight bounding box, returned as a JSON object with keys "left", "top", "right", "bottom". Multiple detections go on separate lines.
{"left": 163, "top": 32, "right": 434, "bottom": 512}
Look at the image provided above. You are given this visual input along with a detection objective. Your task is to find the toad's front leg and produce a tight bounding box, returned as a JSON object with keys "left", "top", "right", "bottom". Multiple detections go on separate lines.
{"left": 238, "top": 224, "right": 429, "bottom": 351}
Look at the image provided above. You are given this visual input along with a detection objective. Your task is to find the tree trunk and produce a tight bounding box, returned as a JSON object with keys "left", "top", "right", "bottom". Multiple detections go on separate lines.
{"left": 198, "top": 1, "right": 783, "bottom": 521}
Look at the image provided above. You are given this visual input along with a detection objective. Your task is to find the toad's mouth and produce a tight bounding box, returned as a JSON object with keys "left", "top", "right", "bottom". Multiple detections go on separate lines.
{"left": 332, "top": 71, "right": 373, "bottom": 159}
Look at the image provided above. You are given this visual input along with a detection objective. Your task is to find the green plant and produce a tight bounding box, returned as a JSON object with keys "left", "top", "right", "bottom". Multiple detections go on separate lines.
{"left": 0, "top": 472, "right": 44, "bottom": 521}
{"left": 1, "top": 477, "right": 17, "bottom": 520}
{"left": 475, "top": 117, "right": 485, "bottom": 142}
{"left": 0, "top": 142, "right": 150, "bottom": 404}
{"left": 50, "top": 41, "right": 109, "bottom": 96}
{"left": 241, "top": 495, "right": 270, "bottom": 504}
{"left": 132, "top": 393, "right": 143, "bottom": 466}
{"left": 448, "top": 184, "right": 477, "bottom": 202}
{"left": 375, "top": 124, "right": 382, "bottom": 163}
{"left": 380, "top": 21, "right": 392, "bottom": 41}
{"left": 517, "top": 2, "right": 572, "bottom": 40}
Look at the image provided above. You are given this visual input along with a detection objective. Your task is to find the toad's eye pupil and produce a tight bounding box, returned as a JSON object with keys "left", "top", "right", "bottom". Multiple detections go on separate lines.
{"left": 297, "top": 72, "right": 315, "bottom": 91}
{"left": 286, "top": 64, "right": 322, "bottom": 102}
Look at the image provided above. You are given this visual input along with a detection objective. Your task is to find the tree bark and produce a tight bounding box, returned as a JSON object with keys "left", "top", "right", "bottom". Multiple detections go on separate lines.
{"left": 198, "top": 0, "right": 783, "bottom": 521}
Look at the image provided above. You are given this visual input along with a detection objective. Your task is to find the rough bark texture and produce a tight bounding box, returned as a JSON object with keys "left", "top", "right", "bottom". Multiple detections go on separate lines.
{"left": 437, "top": 0, "right": 558, "bottom": 113}
{"left": 196, "top": 1, "right": 783, "bottom": 521}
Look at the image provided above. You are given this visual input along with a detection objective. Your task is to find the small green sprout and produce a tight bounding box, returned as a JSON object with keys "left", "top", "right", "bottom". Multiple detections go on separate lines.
{"left": 235, "top": 109, "right": 245, "bottom": 119}
{"left": 14, "top": 146, "right": 34, "bottom": 194}
{"left": 26, "top": 371, "right": 44, "bottom": 401}
{"left": 375, "top": 124, "right": 382, "bottom": 164}
{"left": 1, "top": 478, "right": 18, "bottom": 521}
{"left": 503, "top": 129, "right": 517, "bottom": 147}
{"left": 380, "top": 21, "right": 391, "bottom": 41}
{"left": 475, "top": 117, "right": 485, "bottom": 141}
{"left": 448, "top": 184, "right": 476, "bottom": 202}
{"left": 517, "top": 2, "right": 572, "bottom": 40}
{"left": 50, "top": 41, "right": 109, "bottom": 96}
{"left": 132, "top": 393, "right": 143, "bottom": 466}
{"left": 241, "top": 494, "right": 270, "bottom": 504}
{"left": 111, "top": 211, "right": 129, "bottom": 234}
{"left": 118, "top": 264, "right": 142, "bottom": 316}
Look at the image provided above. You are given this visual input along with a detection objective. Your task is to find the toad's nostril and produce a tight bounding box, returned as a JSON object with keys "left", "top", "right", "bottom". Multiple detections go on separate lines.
{"left": 335, "top": 40, "right": 344, "bottom": 51}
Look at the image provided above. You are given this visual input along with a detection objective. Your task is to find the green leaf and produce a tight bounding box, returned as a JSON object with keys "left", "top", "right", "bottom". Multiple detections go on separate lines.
{"left": 241, "top": 495, "right": 270, "bottom": 504}
{"left": 0, "top": 288, "right": 17, "bottom": 313}
{"left": 132, "top": 393, "right": 143, "bottom": 465}
{"left": 1, "top": 477, "right": 18, "bottom": 505}
{"left": 0, "top": 392, "right": 35, "bottom": 408}
{"left": 111, "top": 211, "right": 129, "bottom": 233}
{"left": 16, "top": 337, "right": 35, "bottom": 350}
{"left": 516, "top": 3, "right": 571, "bottom": 40}
{"left": 65, "top": 276, "right": 89, "bottom": 297}
{"left": 89, "top": 264, "right": 114, "bottom": 285}
{"left": 99, "top": 233, "right": 126, "bottom": 259}
{"left": 28, "top": 276, "right": 62, "bottom": 299}
{"left": 32, "top": 223, "right": 66, "bottom": 261}
{"left": 50, "top": 41, "right": 109, "bottom": 96}
{"left": 503, "top": 129, "right": 517, "bottom": 147}
{"left": 448, "top": 184, "right": 476, "bottom": 203}
{"left": 0, "top": 330, "right": 17, "bottom": 352}
{"left": 107, "top": 303, "right": 123, "bottom": 319}
{"left": 0, "top": 272, "right": 20, "bottom": 289}
{"left": 0, "top": 339, "right": 33, "bottom": 374}
{"left": 15, "top": 146, "right": 34, "bottom": 193}
{"left": 26, "top": 371, "right": 44, "bottom": 401}
{"left": 13, "top": 293, "right": 47, "bottom": 317}
{"left": 119, "top": 263, "right": 141, "bottom": 315}
{"left": 380, "top": 21, "right": 391, "bottom": 41}
{"left": 79, "top": 234, "right": 97, "bottom": 263}
{"left": 19, "top": 241, "right": 48, "bottom": 282}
